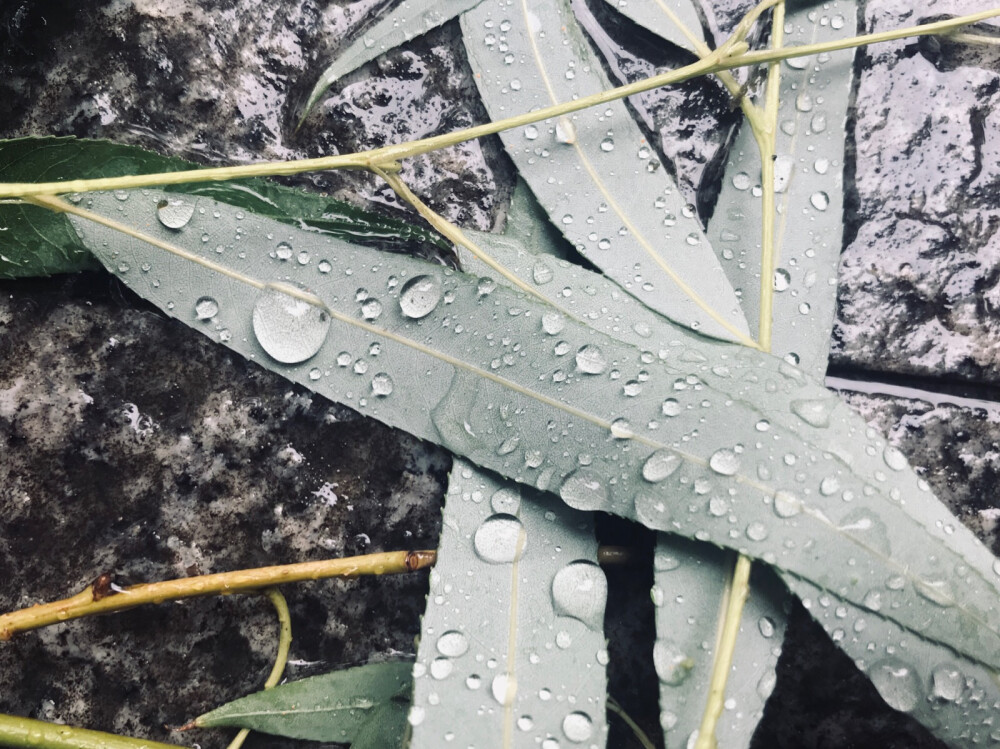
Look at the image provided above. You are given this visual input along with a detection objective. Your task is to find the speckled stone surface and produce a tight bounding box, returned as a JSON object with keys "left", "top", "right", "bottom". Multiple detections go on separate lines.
{"left": 1, "top": 0, "right": 999, "bottom": 748}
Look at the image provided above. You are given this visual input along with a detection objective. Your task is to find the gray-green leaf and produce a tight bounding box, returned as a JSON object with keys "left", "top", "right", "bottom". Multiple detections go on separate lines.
{"left": 193, "top": 661, "right": 412, "bottom": 741}
{"left": 600, "top": 0, "right": 708, "bottom": 55}
{"left": 460, "top": 0, "right": 752, "bottom": 344}
{"left": 71, "top": 189, "right": 1000, "bottom": 676}
{"left": 410, "top": 459, "right": 607, "bottom": 747}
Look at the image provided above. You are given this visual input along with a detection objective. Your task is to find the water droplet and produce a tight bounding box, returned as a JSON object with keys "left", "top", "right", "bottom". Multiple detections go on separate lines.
{"left": 492, "top": 672, "right": 517, "bottom": 705}
{"left": 930, "top": 664, "right": 964, "bottom": 702}
{"left": 559, "top": 470, "right": 607, "bottom": 511}
{"left": 562, "top": 712, "right": 593, "bottom": 743}
{"left": 732, "top": 172, "right": 751, "bottom": 191}
{"left": 541, "top": 312, "right": 565, "bottom": 335}
{"left": 318, "top": 260, "right": 332, "bottom": 274}
{"left": 524, "top": 125, "right": 539, "bottom": 140}
{"left": 551, "top": 561, "right": 607, "bottom": 632}
{"left": 370, "top": 372, "right": 393, "bottom": 396}
{"left": 156, "top": 198, "right": 194, "bottom": 229}
{"left": 517, "top": 715, "right": 535, "bottom": 731}
{"left": 883, "top": 445, "right": 907, "bottom": 471}
{"left": 407, "top": 705, "right": 426, "bottom": 726}
{"left": 532, "top": 262, "right": 554, "bottom": 285}
{"left": 773, "top": 490, "right": 802, "bottom": 518}
{"left": 819, "top": 476, "right": 840, "bottom": 496}
{"left": 430, "top": 657, "right": 453, "bottom": 680}
{"left": 252, "top": 285, "right": 330, "bottom": 364}
{"left": 869, "top": 657, "right": 921, "bottom": 712}
{"left": 810, "top": 191, "right": 830, "bottom": 211}
{"left": 915, "top": 578, "right": 954, "bottom": 608}
{"left": 661, "top": 398, "right": 682, "bottom": 417}
{"left": 575, "top": 344, "right": 607, "bottom": 374}
{"left": 398, "top": 274, "right": 441, "bottom": 319}
{"left": 510, "top": 79, "right": 522, "bottom": 91}
{"left": 194, "top": 296, "right": 219, "bottom": 321}
{"left": 862, "top": 590, "right": 882, "bottom": 612}
{"left": 642, "top": 450, "right": 681, "bottom": 483}
{"left": 491, "top": 487, "right": 521, "bottom": 514}
{"left": 477, "top": 278, "right": 496, "bottom": 297}
{"left": 600, "top": 137, "right": 614, "bottom": 152}
{"left": 275, "top": 242, "right": 293, "bottom": 261}
{"left": 437, "top": 630, "right": 469, "bottom": 657}
{"left": 466, "top": 673, "right": 481, "bottom": 689}
{"left": 709, "top": 448, "right": 740, "bottom": 476}
{"left": 811, "top": 113, "right": 827, "bottom": 133}
{"left": 773, "top": 268, "right": 791, "bottom": 291}
{"left": 653, "top": 639, "right": 692, "bottom": 685}
{"left": 610, "top": 418, "right": 633, "bottom": 439}
{"left": 746, "top": 522, "right": 769, "bottom": 541}
{"left": 474, "top": 513, "right": 526, "bottom": 564}
{"left": 795, "top": 92, "right": 814, "bottom": 112}
{"left": 791, "top": 398, "right": 835, "bottom": 428}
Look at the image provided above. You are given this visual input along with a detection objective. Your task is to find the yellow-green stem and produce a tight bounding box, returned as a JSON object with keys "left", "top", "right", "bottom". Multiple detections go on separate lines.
{"left": 0, "top": 550, "right": 435, "bottom": 640}
{"left": 223, "top": 588, "right": 291, "bottom": 749}
{"left": 0, "top": 8, "right": 994, "bottom": 201}
{"left": 0, "top": 714, "right": 185, "bottom": 749}
{"left": 606, "top": 696, "right": 657, "bottom": 749}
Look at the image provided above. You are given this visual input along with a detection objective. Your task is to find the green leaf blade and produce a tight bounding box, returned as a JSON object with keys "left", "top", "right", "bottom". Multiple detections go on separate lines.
{"left": 410, "top": 460, "right": 608, "bottom": 747}
{"left": 194, "top": 661, "right": 412, "bottom": 741}
{"left": 460, "top": 0, "right": 752, "bottom": 344}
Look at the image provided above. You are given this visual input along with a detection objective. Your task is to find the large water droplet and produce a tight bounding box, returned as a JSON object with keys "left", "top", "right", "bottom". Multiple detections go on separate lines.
{"left": 653, "top": 639, "right": 692, "bottom": 685}
{"left": 562, "top": 712, "right": 594, "bottom": 743}
{"left": 371, "top": 372, "right": 394, "bottom": 396}
{"left": 883, "top": 445, "right": 907, "bottom": 471}
{"left": 559, "top": 470, "right": 608, "bottom": 511}
{"left": 642, "top": 450, "right": 681, "bottom": 483}
{"left": 156, "top": 198, "right": 195, "bottom": 229}
{"left": 542, "top": 312, "right": 566, "bottom": 335}
{"left": 773, "top": 490, "right": 802, "bottom": 518}
{"left": 709, "top": 449, "right": 740, "bottom": 476}
{"left": 252, "top": 285, "right": 331, "bottom": 364}
{"left": 194, "top": 296, "right": 219, "bottom": 321}
{"left": 399, "top": 274, "right": 441, "bottom": 319}
{"left": 437, "top": 630, "right": 469, "bottom": 657}
{"left": 791, "top": 398, "right": 835, "bottom": 428}
{"left": 869, "top": 657, "right": 921, "bottom": 712}
{"left": 551, "top": 561, "right": 607, "bottom": 631}
{"left": 361, "top": 298, "right": 383, "bottom": 320}
{"left": 810, "top": 191, "right": 830, "bottom": 211}
{"left": 575, "top": 344, "right": 607, "bottom": 374}
{"left": 491, "top": 673, "right": 517, "bottom": 705}
{"left": 929, "top": 664, "right": 964, "bottom": 702}
{"left": 474, "top": 514, "right": 526, "bottom": 564}
{"left": 732, "top": 172, "right": 751, "bottom": 191}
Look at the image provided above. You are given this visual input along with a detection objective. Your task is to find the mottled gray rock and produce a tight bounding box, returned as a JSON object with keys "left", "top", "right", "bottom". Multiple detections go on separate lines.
{"left": 832, "top": 0, "right": 1000, "bottom": 384}
{"left": 0, "top": 274, "right": 448, "bottom": 748}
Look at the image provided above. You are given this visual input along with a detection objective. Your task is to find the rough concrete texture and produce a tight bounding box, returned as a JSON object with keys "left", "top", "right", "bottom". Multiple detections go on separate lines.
{"left": 832, "top": 0, "right": 1000, "bottom": 384}
{"left": 1, "top": 0, "right": 999, "bottom": 748}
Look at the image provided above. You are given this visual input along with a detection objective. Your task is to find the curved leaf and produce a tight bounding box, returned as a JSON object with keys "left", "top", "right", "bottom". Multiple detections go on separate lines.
{"left": 706, "top": 0, "right": 856, "bottom": 376}
{"left": 301, "top": 0, "right": 488, "bottom": 120}
{"left": 459, "top": 0, "right": 752, "bottom": 344}
{"left": 66, "top": 188, "right": 1000, "bottom": 678}
{"left": 600, "top": 0, "right": 708, "bottom": 55}
{"left": 410, "top": 459, "right": 607, "bottom": 747}
{"left": 193, "top": 661, "right": 412, "bottom": 741}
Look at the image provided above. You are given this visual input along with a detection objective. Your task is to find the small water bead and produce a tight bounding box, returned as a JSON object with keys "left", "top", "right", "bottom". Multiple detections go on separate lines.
{"left": 430, "top": 657, "right": 453, "bottom": 680}
{"left": 709, "top": 448, "right": 740, "bottom": 476}
{"left": 517, "top": 715, "right": 535, "bottom": 732}
{"left": 399, "top": 274, "right": 442, "bottom": 319}
{"left": 610, "top": 418, "right": 634, "bottom": 439}
{"left": 930, "top": 664, "right": 964, "bottom": 702}
{"left": 532, "top": 262, "right": 554, "bottom": 285}
{"left": 662, "top": 398, "right": 682, "bottom": 417}
{"left": 551, "top": 561, "right": 607, "bottom": 631}
{"left": 524, "top": 124, "right": 539, "bottom": 140}
{"left": 353, "top": 359, "right": 368, "bottom": 375}
{"left": 361, "top": 298, "right": 383, "bottom": 320}
{"left": 745, "top": 522, "right": 769, "bottom": 541}
{"left": 773, "top": 268, "right": 791, "bottom": 291}
{"left": 555, "top": 117, "right": 576, "bottom": 144}
{"left": 465, "top": 674, "right": 481, "bottom": 689}
{"left": 798, "top": 302, "right": 811, "bottom": 315}
{"left": 791, "top": 398, "right": 835, "bottom": 428}
{"left": 474, "top": 514, "right": 526, "bottom": 564}
{"left": 297, "top": 250, "right": 310, "bottom": 265}
{"left": 708, "top": 497, "right": 729, "bottom": 517}
{"left": 562, "top": 712, "right": 593, "bottom": 743}
{"left": 731, "top": 172, "right": 752, "bottom": 191}
{"left": 559, "top": 470, "right": 607, "bottom": 511}
{"left": 491, "top": 673, "right": 517, "bottom": 705}
{"left": 819, "top": 476, "right": 841, "bottom": 496}
{"left": 575, "top": 344, "right": 607, "bottom": 374}
{"left": 600, "top": 137, "right": 614, "bottom": 152}
{"left": 862, "top": 590, "right": 883, "bottom": 612}
{"left": 597, "top": 237, "right": 611, "bottom": 250}
{"left": 477, "top": 277, "right": 496, "bottom": 296}
{"left": 156, "top": 198, "right": 195, "bottom": 229}
{"left": 336, "top": 352, "right": 352, "bottom": 367}
{"left": 407, "top": 706, "right": 426, "bottom": 727}
{"left": 308, "top": 367, "right": 322, "bottom": 381}
{"left": 915, "top": 578, "right": 955, "bottom": 608}
{"left": 510, "top": 79, "right": 522, "bottom": 91}
{"left": 555, "top": 630, "right": 572, "bottom": 649}
{"left": 370, "top": 372, "right": 394, "bottom": 396}
{"left": 883, "top": 445, "right": 907, "bottom": 471}
{"left": 194, "top": 296, "right": 219, "bottom": 321}
{"left": 491, "top": 487, "right": 521, "bottom": 515}
{"left": 868, "top": 658, "right": 921, "bottom": 713}
{"left": 542, "top": 312, "right": 565, "bottom": 335}
{"left": 275, "top": 242, "right": 293, "bottom": 261}
{"left": 252, "top": 286, "right": 331, "bottom": 364}
{"left": 810, "top": 191, "right": 830, "bottom": 211}
{"left": 318, "top": 260, "right": 332, "bottom": 274}
{"left": 811, "top": 113, "right": 827, "bottom": 133}
{"left": 773, "top": 490, "right": 802, "bottom": 518}
{"left": 653, "top": 639, "right": 692, "bottom": 685}
{"left": 437, "top": 630, "right": 469, "bottom": 657}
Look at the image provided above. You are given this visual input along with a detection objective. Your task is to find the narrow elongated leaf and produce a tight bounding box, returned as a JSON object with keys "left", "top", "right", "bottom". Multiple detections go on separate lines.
{"left": 652, "top": 535, "right": 786, "bottom": 748}
{"left": 791, "top": 575, "right": 1000, "bottom": 748}
{"left": 706, "top": 0, "right": 856, "bottom": 376}
{"left": 600, "top": 0, "right": 708, "bottom": 54}
{"left": 194, "top": 661, "right": 411, "bottom": 741}
{"left": 0, "top": 137, "right": 445, "bottom": 279}
{"left": 301, "top": 0, "right": 488, "bottom": 119}
{"left": 410, "top": 459, "right": 607, "bottom": 747}
{"left": 350, "top": 696, "right": 410, "bottom": 749}
{"left": 460, "top": 0, "right": 752, "bottom": 344}
{"left": 70, "top": 189, "right": 1000, "bottom": 675}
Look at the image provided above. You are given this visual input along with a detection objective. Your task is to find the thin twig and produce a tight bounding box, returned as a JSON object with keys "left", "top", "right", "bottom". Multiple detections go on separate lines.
{"left": 0, "top": 551, "right": 435, "bottom": 641}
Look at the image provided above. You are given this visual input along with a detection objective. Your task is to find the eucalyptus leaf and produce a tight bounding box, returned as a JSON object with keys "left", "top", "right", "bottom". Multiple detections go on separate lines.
{"left": 0, "top": 137, "right": 446, "bottom": 280}
{"left": 652, "top": 535, "right": 787, "bottom": 748}
{"left": 706, "top": 0, "right": 855, "bottom": 376}
{"left": 193, "top": 660, "right": 412, "bottom": 741}
{"left": 459, "top": 0, "right": 752, "bottom": 344}
{"left": 69, "top": 189, "right": 1000, "bottom": 677}
{"left": 410, "top": 459, "right": 607, "bottom": 747}
{"left": 301, "top": 0, "right": 488, "bottom": 121}
{"left": 600, "top": 0, "right": 708, "bottom": 55}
